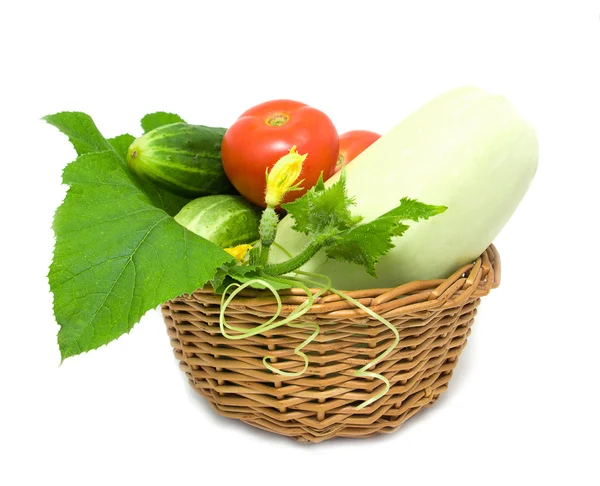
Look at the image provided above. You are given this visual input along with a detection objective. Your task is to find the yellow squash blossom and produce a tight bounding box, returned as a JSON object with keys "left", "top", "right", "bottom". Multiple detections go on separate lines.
{"left": 224, "top": 244, "right": 253, "bottom": 262}
{"left": 264, "top": 146, "right": 307, "bottom": 207}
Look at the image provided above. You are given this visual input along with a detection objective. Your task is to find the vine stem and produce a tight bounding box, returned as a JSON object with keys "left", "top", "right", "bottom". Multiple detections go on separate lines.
{"left": 261, "top": 239, "right": 324, "bottom": 276}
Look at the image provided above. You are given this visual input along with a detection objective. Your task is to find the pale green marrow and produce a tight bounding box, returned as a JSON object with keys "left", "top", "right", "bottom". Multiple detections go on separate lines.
{"left": 272, "top": 87, "right": 538, "bottom": 289}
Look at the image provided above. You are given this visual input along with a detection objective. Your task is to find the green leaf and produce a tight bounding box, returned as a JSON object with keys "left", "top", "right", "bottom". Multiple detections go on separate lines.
{"left": 385, "top": 197, "right": 448, "bottom": 223}
{"left": 211, "top": 261, "right": 258, "bottom": 294}
{"left": 140, "top": 186, "right": 191, "bottom": 217}
{"left": 325, "top": 198, "right": 447, "bottom": 277}
{"left": 210, "top": 266, "right": 232, "bottom": 294}
{"left": 108, "top": 133, "right": 136, "bottom": 158}
{"left": 141, "top": 112, "right": 186, "bottom": 133}
{"left": 44, "top": 112, "right": 114, "bottom": 156}
{"left": 282, "top": 171, "right": 362, "bottom": 238}
{"left": 212, "top": 263, "right": 294, "bottom": 294}
{"left": 46, "top": 113, "right": 233, "bottom": 360}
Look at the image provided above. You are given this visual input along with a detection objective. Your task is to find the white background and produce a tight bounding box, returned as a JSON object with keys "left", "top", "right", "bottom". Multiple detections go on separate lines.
{"left": 1, "top": 1, "right": 599, "bottom": 485}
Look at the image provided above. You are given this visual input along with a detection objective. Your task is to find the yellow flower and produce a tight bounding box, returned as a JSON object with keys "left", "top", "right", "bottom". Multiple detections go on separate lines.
{"left": 265, "top": 146, "right": 307, "bottom": 207}
{"left": 224, "top": 244, "right": 253, "bottom": 262}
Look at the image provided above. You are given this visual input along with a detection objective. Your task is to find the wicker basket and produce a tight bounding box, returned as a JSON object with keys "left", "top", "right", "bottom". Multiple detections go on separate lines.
{"left": 162, "top": 244, "right": 500, "bottom": 443}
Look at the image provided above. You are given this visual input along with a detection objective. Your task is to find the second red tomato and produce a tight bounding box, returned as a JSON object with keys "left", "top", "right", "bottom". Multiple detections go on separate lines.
{"left": 221, "top": 100, "right": 339, "bottom": 208}
{"left": 335, "top": 130, "right": 381, "bottom": 173}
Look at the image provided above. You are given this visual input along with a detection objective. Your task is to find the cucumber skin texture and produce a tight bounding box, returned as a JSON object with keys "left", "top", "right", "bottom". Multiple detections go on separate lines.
{"left": 127, "top": 123, "right": 237, "bottom": 198}
{"left": 271, "top": 86, "right": 538, "bottom": 290}
{"left": 174, "top": 195, "right": 261, "bottom": 248}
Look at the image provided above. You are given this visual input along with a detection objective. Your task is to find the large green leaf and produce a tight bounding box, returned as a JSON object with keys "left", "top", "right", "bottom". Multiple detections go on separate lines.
{"left": 282, "top": 171, "right": 361, "bottom": 238}
{"left": 44, "top": 112, "right": 114, "bottom": 155}
{"left": 326, "top": 198, "right": 447, "bottom": 277}
{"left": 46, "top": 112, "right": 233, "bottom": 360}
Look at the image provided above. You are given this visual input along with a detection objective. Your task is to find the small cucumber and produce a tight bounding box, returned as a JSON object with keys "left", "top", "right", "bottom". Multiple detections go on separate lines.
{"left": 174, "top": 195, "right": 261, "bottom": 248}
{"left": 127, "top": 122, "right": 236, "bottom": 198}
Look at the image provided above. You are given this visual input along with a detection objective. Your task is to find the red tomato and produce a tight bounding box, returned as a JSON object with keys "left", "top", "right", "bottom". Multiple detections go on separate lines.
{"left": 221, "top": 100, "right": 339, "bottom": 208}
{"left": 335, "top": 130, "right": 381, "bottom": 173}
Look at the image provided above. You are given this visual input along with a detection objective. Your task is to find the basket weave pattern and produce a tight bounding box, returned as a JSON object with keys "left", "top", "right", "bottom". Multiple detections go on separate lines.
{"left": 162, "top": 245, "right": 500, "bottom": 443}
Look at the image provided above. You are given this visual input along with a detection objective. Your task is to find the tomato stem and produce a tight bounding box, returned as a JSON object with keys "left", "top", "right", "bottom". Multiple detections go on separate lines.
{"left": 265, "top": 112, "right": 290, "bottom": 127}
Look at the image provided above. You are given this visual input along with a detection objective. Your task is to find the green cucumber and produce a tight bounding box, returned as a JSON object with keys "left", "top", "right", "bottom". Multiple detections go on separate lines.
{"left": 127, "top": 122, "right": 236, "bottom": 198}
{"left": 174, "top": 195, "right": 261, "bottom": 248}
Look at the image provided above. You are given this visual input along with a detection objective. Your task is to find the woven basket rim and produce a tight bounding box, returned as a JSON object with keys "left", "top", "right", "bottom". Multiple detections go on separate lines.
{"left": 173, "top": 244, "right": 500, "bottom": 317}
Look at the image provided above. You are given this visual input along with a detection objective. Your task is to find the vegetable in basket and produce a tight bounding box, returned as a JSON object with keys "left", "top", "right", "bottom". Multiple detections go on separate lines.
{"left": 174, "top": 194, "right": 261, "bottom": 249}
{"left": 127, "top": 122, "right": 236, "bottom": 198}
{"left": 271, "top": 86, "right": 538, "bottom": 289}
{"left": 335, "top": 129, "right": 381, "bottom": 173}
{"left": 221, "top": 99, "right": 339, "bottom": 207}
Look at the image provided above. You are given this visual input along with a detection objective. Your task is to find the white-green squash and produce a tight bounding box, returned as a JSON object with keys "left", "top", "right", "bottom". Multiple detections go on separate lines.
{"left": 271, "top": 86, "right": 538, "bottom": 290}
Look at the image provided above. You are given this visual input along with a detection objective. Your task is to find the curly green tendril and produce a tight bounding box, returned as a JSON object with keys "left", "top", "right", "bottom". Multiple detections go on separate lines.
{"left": 219, "top": 277, "right": 326, "bottom": 377}
{"left": 219, "top": 269, "right": 400, "bottom": 410}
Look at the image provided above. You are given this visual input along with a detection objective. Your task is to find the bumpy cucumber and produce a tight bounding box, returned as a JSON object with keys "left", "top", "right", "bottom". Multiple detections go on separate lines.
{"left": 127, "top": 123, "right": 236, "bottom": 198}
{"left": 174, "top": 195, "right": 261, "bottom": 248}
